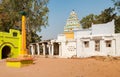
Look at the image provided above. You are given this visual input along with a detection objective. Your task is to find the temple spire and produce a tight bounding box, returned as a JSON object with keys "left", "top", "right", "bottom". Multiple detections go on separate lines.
{"left": 64, "top": 10, "right": 80, "bottom": 32}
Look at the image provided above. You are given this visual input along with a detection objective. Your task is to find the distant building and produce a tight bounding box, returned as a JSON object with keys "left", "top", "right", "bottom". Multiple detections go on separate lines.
{"left": 30, "top": 10, "right": 120, "bottom": 58}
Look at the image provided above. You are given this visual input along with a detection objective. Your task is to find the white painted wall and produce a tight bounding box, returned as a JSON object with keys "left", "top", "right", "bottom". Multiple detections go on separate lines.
{"left": 114, "top": 34, "right": 120, "bottom": 56}
{"left": 57, "top": 34, "right": 66, "bottom": 41}
{"left": 92, "top": 20, "right": 115, "bottom": 35}
{"left": 61, "top": 40, "right": 77, "bottom": 58}
{"left": 76, "top": 34, "right": 120, "bottom": 58}
{"left": 74, "top": 29, "right": 91, "bottom": 39}
{"left": 77, "top": 38, "right": 95, "bottom": 57}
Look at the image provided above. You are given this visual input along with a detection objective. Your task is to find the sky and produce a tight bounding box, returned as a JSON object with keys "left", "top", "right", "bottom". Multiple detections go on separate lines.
{"left": 38, "top": 0, "right": 114, "bottom": 40}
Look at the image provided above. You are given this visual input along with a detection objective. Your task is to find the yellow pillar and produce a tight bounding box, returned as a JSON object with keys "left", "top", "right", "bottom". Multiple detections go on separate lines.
{"left": 21, "top": 15, "right": 27, "bottom": 55}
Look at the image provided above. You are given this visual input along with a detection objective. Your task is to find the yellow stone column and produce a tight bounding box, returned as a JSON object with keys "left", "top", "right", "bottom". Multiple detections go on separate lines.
{"left": 21, "top": 15, "right": 27, "bottom": 55}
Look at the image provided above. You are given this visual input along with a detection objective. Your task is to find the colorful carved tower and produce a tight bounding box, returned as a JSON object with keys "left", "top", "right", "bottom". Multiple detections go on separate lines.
{"left": 64, "top": 10, "right": 80, "bottom": 39}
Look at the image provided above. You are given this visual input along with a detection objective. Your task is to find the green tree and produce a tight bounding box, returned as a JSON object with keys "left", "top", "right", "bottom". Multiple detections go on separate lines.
{"left": 112, "top": 0, "right": 120, "bottom": 33}
{"left": 80, "top": 14, "right": 96, "bottom": 29}
{"left": 80, "top": 7, "right": 116, "bottom": 29}
{"left": 0, "top": 0, "right": 49, "bottom": 45}
{"left": 94, "top": 7, "right": 116, "bottom": 24}
{"left": 115, "top": 16, "right": 120, "bottom": 33}
{"left": 112, "top": 0, "right": 120, "bottom": 13}
{"left": 26, "top": 0, "right": 49, "bottom": 44}
{"left": 0, "top": 0, "right": 12, "bottom": 32}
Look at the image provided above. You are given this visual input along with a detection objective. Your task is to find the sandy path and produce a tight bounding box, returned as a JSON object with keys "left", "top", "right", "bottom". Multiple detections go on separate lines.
{"left": 0, "top": 58, "right": 120, "bottom": 77}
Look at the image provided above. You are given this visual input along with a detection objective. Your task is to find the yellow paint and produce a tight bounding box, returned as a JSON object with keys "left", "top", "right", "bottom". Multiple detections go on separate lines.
{"left": 6, "top": 60, "right": 33, "bottom": 68}
{"left": 64, "top": 32, "right": 74, "bottom": 39}
{"left": 21, "top": 15, "right": 27, "bottom": 55}
{"left": 0, "top": 29, "right": 21, "bottom": 59}
{"left": 6, "top": 61, "right": 21, "bottom": 68}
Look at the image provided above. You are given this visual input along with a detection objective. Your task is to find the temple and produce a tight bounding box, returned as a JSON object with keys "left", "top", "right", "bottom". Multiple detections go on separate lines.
{"left": 29, "top": 10, "right": 120, "bottom": 58}
{"left": 64, "top": 10, "right": 81, "bottom": 39}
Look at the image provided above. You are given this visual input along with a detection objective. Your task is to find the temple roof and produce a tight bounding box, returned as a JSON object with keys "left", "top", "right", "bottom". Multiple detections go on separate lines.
{"left": 64, "top": 10, "right": 81, "bottom": 32}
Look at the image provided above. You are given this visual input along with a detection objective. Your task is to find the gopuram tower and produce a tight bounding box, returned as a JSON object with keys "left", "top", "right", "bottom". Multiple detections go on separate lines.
{"left": 64, "top": 10, "right": 80, "bottom": 39}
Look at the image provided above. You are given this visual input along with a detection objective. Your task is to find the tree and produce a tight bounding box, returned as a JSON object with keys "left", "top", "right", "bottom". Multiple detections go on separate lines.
{"left": 94, "top": 7, "right": 116, "bottom": 23}
{"left": 80, "top": 7, "right": 116, "bottom": 29}
{"left": 0, "top": 0, "right": 49, "bottom": 45}
{"left": 115, "top": 16, "right": 120, "bottom": 33}
{"left": 112, "top": 0, "right": 120, "bottom": 33}
{"left": 112, "top": 0, "right": 120, "bottom": 13}
{"left": 80, "top": 14, "right": 96, "bottom": 29}
{"left": 0, "top": 0, "right": 12, "bottom": 32}
{"left": 26, "top": 0, "right": 49, "bottom": 44}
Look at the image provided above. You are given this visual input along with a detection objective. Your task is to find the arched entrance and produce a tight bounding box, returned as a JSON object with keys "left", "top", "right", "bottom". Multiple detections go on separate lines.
{"left": 2, "top": 46, "right": 11, "bottom": 59}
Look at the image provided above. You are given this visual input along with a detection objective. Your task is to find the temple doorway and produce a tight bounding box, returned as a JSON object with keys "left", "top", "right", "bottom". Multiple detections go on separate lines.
{"left": 53, "top": 43, "right": 59, "bottom": 55}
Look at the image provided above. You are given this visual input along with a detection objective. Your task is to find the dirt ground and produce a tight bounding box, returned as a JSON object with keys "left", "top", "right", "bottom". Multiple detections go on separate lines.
{"left": 0, "top": 57, "right": 120, "bottom": 77}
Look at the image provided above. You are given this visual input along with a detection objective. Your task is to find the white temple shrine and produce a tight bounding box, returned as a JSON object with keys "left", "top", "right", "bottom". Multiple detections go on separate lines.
{"left": 29, "top": 10, "right": 120, "bottom": 58}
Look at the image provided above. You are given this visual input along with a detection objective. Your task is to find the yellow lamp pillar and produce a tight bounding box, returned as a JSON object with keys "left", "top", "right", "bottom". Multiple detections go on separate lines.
{"left": 6, "top": 13, "right": 34, "bottom": 68}
{"left": 21, "top": 15, "right": 27, "bottom": 55}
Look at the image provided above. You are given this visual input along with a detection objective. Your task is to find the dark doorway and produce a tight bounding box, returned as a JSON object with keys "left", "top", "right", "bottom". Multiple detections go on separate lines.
{"left": 2, "top": 46, "right": 11, "bottom": 59}
{"left": 54, "top": 43, "right": 59, "bottom": 55}
{"left": 40, "top": 45, "right": 43, "bottom": 55}
{"left": 45, "top": 43, "right": 49, "bottom": 55}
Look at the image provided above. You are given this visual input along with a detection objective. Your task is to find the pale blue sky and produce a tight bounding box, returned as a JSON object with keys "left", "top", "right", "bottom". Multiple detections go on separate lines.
{"left": 39, "top": 0, "right": 114, "bottom": 40}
